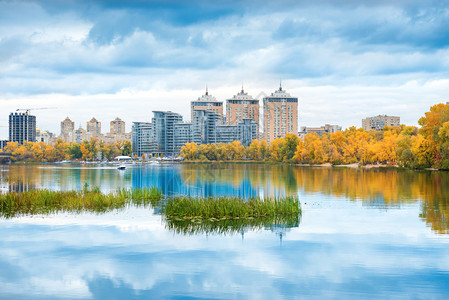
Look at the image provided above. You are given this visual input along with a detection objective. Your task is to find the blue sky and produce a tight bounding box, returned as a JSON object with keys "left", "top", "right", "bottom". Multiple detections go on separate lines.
{"left": 1, "top": 0, "right": 449, "bottom": 138}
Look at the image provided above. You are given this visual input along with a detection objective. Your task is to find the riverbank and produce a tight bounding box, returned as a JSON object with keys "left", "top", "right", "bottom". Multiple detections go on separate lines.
{"left": 181, "top": 160, "right": 413, "bottom": 170}
{"left": 2, "top": 160, "right": 444, "bottom": 171}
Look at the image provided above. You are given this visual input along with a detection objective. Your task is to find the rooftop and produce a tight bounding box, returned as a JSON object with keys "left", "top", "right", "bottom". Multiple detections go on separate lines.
{"left": 228, "top": 86, "right": 256, "bottom": 101}
{"left": 195, "top": 87, "right": 219, "bottom": 102}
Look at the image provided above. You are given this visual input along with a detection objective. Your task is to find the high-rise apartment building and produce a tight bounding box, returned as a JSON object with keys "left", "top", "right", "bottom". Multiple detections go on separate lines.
{"left": 238, "top": 118, "right": 258, "bottom": 147}
{"left": 193, "top": 109, "right": 221, "bottom": 145}
{"left": 132, "top": 122, "right": 157, "bottom": 157}
{"left": 191, "top": 88, "right": 223, "bottom": 122}
{"left": 216, "top": 125, "right": 239, "bottom": 144}
{"left": 86, "top": 118, "right": 101, "bottom": 137}
{"left": 174, "top": 123, "right": 194, "bottom": 153}
{"left": 75, "top": 127, "right": 87, "bottom": 144}
{"left": 9, "top": 112, "right": 36, "bottom": 145}
{"left": 226, "top": 87, "right": 259, "bottom": 133}
{"left": 152, "top": 111, "right": 183, "bottom": 156}
{"left": 362, "top": 115, "right": 400, "bottom": 131}
{"left": 170, "top": 113, "right": 258, "bottom": 153}
{"left": 263, "top": 85, "right": 298, "bottom": 144}
{"left": 60, "top": 117, "right": 75, "bottom": 142}
{"left": 110, "top": 117, "right": 125, "bottom": 134}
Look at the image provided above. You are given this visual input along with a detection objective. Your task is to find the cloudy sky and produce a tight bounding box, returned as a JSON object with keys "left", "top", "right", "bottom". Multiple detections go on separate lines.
{"left": 1, "top": 0, "right": 448, "bottom": 138}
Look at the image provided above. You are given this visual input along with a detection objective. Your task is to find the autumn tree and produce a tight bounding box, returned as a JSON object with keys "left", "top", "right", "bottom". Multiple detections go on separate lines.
{"left": 260, "top": 140, "right": 269, "bottom": 160}
{"left": 247, "top": 139, "right": 261, "bottom": 161}
{"left": 279, "top": 133, "right": 300, "bottom": 162}
{"left": 181, "top": 142, "right": 199, "bottom": 160}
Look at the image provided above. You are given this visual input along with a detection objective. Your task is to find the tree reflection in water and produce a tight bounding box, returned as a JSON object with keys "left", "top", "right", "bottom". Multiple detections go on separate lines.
{"left": 1, "top": 164, "right": 448, "bottom": 234}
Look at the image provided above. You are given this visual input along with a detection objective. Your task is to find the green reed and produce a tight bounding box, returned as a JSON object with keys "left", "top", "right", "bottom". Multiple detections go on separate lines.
{"left": 164, "top": 196, "right": 301, "bottom": 219}
{"left": 165, "top": 213, "right": 300, "bottom": 235}
{"left": 0, "top": 187, "right": 163, "bottom": 218}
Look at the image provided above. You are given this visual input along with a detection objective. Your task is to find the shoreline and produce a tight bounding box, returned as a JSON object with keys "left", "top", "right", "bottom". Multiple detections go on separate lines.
{"left": 181, "top": 160, "right": 417, "bottom": 170}
{"left": 1, "top": 160, "right": 445, "bottom": 171}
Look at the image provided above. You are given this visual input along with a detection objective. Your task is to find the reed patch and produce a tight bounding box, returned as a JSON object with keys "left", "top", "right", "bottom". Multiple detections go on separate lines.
{"left": 0, "top": 187, "right": 163, "bottom": 218}
{"left": 164, "top": 196, "right": 301, "bottom": 219}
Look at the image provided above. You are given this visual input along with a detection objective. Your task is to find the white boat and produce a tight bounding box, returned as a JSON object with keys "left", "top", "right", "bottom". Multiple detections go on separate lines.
{"left": 117, "top": 165, "right": 126, "bottom": 170}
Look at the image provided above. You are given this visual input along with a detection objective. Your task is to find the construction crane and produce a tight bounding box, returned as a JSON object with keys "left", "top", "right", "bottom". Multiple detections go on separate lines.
{"left": 15, "top": 107, "right": 57, "bottom": 114}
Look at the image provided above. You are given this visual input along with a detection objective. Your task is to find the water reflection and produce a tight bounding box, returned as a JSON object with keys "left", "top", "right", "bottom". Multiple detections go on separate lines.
{"left": 165, "top": 214, "right": 300, "bottom": 236}
{"left": 1, "top": 165, "right": 449, "bottom": 298}
{"left": 1, "top": 164, "right": 449, "bottom": 234}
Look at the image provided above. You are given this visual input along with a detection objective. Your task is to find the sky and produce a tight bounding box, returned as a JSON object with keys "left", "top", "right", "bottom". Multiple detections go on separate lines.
{"left": 1, "top": 0, "right": 449, "bottom": 139}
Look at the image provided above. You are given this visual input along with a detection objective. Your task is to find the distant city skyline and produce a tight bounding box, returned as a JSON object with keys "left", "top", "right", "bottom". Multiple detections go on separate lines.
{"left": 1, "top": 0, "right": 449, "bottom": 138}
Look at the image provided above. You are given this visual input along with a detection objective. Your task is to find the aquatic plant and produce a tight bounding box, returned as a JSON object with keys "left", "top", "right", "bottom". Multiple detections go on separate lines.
{"left": 0, "top": 187, "right": 163, "bottom": 218}
{"left": 165, "top": 213, "right": 300, "bottom": 235}
{"left": 164, "top": 196, "right": 301, "bottom": 219}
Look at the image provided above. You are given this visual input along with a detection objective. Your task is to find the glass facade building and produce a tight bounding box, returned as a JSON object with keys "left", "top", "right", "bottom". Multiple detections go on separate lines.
{"left": 174, "top": 123, "right": 194, "bottom": 154}
{"left": 9, "top": 113, "right": 36, "bottom": 145}
{"left": 152, "top": 111, "right": 183, "bottom": 156}
{"left": 132, "top": 122, "right": 157, "bottom": 157}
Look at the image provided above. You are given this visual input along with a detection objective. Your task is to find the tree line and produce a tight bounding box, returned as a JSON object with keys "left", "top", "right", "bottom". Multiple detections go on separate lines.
{"left": 181, "top": 103, "right": 449, "bottom": 169}
{"left": 0, "top": 138, "right": 132, "bottom": 162}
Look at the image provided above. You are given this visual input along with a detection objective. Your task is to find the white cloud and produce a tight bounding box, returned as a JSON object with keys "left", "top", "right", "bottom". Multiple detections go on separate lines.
{"left": 1, "top": 1, "right": 449, "bottom": 139}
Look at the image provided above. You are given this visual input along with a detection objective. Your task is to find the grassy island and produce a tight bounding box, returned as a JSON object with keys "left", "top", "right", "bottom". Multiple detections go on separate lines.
{"left": 0, "top": 187, "right": 162, "bottom": 218}
{"left": 164, "top": 196, "right": 300, "bottom": 219}
{"left": 0, "top": 188, "right": 301, "bottom": 224}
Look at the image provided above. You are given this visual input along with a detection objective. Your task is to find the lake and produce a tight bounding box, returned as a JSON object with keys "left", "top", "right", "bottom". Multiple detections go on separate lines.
{"left": 1, "top": 163, "right": 448, "bottom": 299}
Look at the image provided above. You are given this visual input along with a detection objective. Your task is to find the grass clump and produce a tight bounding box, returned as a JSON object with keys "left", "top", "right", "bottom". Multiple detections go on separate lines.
{"left": 165, "top": 214, "right": 300, "bottom": 235}
{"left": 164, "top": 196, "right": 301, "bottom": 219}
{"left": 0, "top": 187, "right": 162, "bottom": 218}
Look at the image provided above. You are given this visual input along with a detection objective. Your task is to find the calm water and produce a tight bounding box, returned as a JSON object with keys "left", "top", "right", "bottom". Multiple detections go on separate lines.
{"left": 1, "top": 163, "right": 449, "bottom": 299}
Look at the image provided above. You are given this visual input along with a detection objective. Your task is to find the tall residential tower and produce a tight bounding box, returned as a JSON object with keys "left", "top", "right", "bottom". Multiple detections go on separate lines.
{"left": 9, "top": 112, "right": 36, "bottom": 145}
{"left": 190, "top": 88, "right": 223, "bottom": 122}
{"left": 110, "top": 117, "right": 125, "bottom": 134}
{"left": 152, "top": 111, "right": 183, "bottom": 156}
{"left": 226, "top": 87, "right": 259, "bottom": 133}
{"left": 263, "top": 84, "right": 298, "bottom": 144}
{"left": 86, "top": 117, "right": 101, "bottom": 137}
{"left": 60, "top": 117, "right": 75, "bottom": 142}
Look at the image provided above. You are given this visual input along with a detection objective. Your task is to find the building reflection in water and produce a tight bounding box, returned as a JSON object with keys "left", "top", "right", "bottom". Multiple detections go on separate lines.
{"left": 1, "top": 164, "right": 448, "bottom": 234}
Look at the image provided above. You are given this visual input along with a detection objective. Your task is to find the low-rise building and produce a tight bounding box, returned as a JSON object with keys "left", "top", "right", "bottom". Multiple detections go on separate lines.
{"left": 104, "top": 132, "right": 132, "bottom": 143}
{"left": 299, "top": 124, "right": 342, "bottom": 138}
{"left": 36, "top": 129, "right": 55, "bottom": 144}
{"left": 362, "top": 115, "right": 400, "bottom": 131}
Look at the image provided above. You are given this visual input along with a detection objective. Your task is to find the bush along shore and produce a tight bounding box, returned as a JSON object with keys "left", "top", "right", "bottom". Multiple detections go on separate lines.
{"left": 0, "top": 188, "right": 302, "bottom": 231}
